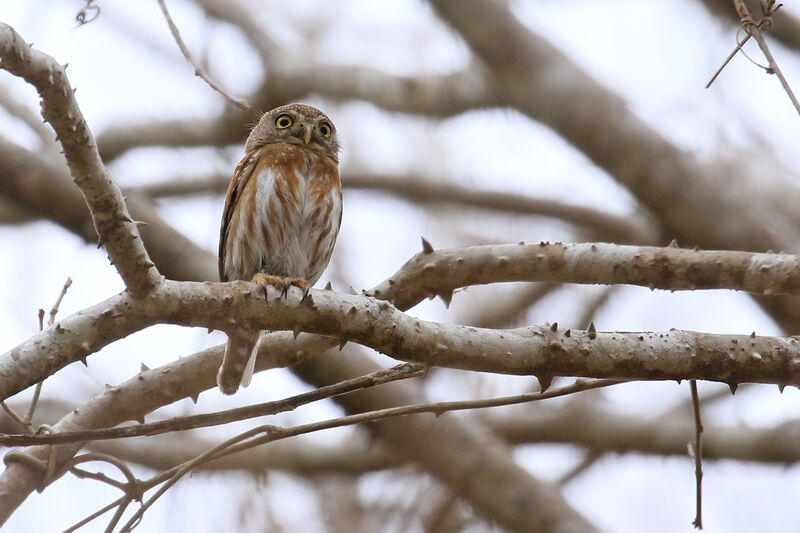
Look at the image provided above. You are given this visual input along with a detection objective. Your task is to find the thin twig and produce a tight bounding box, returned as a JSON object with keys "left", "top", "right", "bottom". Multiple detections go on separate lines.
{"left": 47, "top": 277, "right": 72, "bottom": 327}
{"left": 119, "top": 378, "right": 620, "bottom": 531}
{"left": 708, "top": 1, "right": 799, "bottom": 116}
{"left": 156, "top": 0, "right": 254, "bottom": 113}
{"left": 21, "top": 278, "right": 74, "bottom": 428}
{"left": 0, "top": 402, "right": 27, "bottom": 432}
{"left": 743, "top": 9, "right": 800, "bottom": 115}
{"left": 63, "top": 496, "right": 127, "bottom": 533}
{"left": 0, "top": 363, "right": 425, "bottom": 446}
{"left": 689, "top": 380, "right": 704, "bottom": 529}
{"left": 706, "top": 33, "right": 753, "bottom": 88}
{"left": 557, "top": 450, "right": 602, "bottom": 487}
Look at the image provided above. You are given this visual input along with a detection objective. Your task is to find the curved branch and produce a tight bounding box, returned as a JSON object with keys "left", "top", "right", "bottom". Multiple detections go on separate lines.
{"left": 0, "top": 24, "right": 162, "bottom": 295}
{"left": 370, "top": 241, "right": 800, "bottom": 310}
{"left": 0, "top": 138, "right": 217, "bottom": 282}
{"left": 0, "top": 88, "right": 54, "bottom": 147}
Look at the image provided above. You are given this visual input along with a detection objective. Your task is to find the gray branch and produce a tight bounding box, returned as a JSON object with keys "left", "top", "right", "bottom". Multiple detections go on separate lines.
{"left": 0, "top": 23, "right": 162, "bottom": 295}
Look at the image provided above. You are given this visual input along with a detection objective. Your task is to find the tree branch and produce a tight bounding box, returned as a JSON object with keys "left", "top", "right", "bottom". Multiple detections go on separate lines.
{"left": 0, "top": 138, "right": 217, "bottom": 282}
{"left": 4, "top": 267, "right": 800, "bottom": 404}
{"left": 0, "top": 23, "right": 162, "bottom": 295}
{"left": 427, "top": 0, "right": 800, "bottom": 254}
{"left": 345, "top": 173, "right": 659, "bottom": 244}
{"left": 370, "top": 241, "right": 800, "bottom": 310}
{"left": 291, "top": 348, "right": 600, "bottom": 533}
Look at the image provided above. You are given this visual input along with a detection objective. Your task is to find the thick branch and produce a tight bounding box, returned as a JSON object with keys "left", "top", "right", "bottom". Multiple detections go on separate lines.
{"left": 429, "top": 0, "right": 800, "bottom": 334}
{"left": 0, "top": 24, "right": 161, "bottom": 295}
{"left": 370, "top": 242, "right": 800, "bottom": 310}
{"left": 0, "top": 329, "right": 335, "bottom": 522}
{"left": 0, "top": 138, "right": 217, "bottom": 282}
{"left": 488, "top": 401, "right": 800, "bottom": 464}
{"left": 4, "top": 270, "right": 800, "bottom": 403}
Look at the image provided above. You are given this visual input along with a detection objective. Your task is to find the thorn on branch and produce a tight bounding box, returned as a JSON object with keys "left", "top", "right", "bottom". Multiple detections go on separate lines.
{"left": 587, "top": 322, "right": 597, "bottom": 339}
{"left": 437, "top": 291, "right": 453, "bottom": 308}
{"left": 421, "top": 237, "right": 434, "bottom": 254}
{"left": 537, "top": 374, "right": 553, "bottom": 392}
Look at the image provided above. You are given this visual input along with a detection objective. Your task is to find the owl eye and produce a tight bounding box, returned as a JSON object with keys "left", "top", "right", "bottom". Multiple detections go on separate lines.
{"left": 275, "top": 115, "right": 293, "bottom": 129}
{"left": 319, "top": 122, "right": 332, "bottom": 138}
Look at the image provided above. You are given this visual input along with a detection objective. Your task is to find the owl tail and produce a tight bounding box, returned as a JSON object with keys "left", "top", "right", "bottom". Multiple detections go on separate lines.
{"left": 217, "top": 328, "right": 262, "bottom": 395}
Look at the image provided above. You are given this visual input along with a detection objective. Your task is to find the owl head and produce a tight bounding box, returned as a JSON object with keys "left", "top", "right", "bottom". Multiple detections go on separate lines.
{"left": 246, "top": 104, "right": 340, "bottom": 156}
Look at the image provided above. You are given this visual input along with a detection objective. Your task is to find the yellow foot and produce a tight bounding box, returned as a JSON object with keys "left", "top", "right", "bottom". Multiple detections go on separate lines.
{"left": 251, "top": 274, "right": 309, "bottom": 300}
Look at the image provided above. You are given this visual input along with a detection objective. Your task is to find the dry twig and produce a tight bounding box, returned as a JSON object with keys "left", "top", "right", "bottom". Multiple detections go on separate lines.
{"left": 156, "top": 0, "right": 254, "bottom": 113}
{"left": 689, "top": 380, "right": 704, "bottom": 529}
{"left": 0, "top": 363, "right": 425, "bottom": 446}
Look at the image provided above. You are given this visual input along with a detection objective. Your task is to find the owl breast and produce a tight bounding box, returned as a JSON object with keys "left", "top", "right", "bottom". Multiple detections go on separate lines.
{"left": 222, "top": 143, "right": 342, "bottom": 285}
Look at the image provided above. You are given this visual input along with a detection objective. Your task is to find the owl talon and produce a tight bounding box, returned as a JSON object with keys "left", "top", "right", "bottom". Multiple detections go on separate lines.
{"left": 251, "top": 273, "right": 284, "bottom": 300}
{"left": 280, "top": 280, "right": 290, "bottom": 299}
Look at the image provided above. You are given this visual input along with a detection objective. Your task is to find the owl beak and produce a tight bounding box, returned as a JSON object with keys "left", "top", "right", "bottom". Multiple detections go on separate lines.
{"left": 300, "top": 122, "right": 314, "bottom": 144}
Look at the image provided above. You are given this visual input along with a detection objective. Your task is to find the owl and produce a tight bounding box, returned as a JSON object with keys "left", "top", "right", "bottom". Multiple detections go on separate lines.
{"left": 217, "top": 104, "right": 342, "bottom": 395}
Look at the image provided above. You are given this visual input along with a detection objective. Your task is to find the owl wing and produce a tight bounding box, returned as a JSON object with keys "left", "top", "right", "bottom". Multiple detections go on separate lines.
{"left": 219, "top": 151, "right": 260, "bottom": 282}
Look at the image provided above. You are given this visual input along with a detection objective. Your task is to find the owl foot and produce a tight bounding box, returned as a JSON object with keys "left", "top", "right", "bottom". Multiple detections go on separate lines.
{"left": 251, "top": 274, "right": 309, "bottom": 300}
{"left": 251, "top": 273, "right": 284, "bottom": 299}
{"left": 279, "top": 277, "right": 309, "bottom": 300}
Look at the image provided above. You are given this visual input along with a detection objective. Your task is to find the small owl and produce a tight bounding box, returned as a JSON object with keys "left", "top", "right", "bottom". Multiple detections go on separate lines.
{"left": 217, "top": 104, "right": 342, "bottom": 395}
